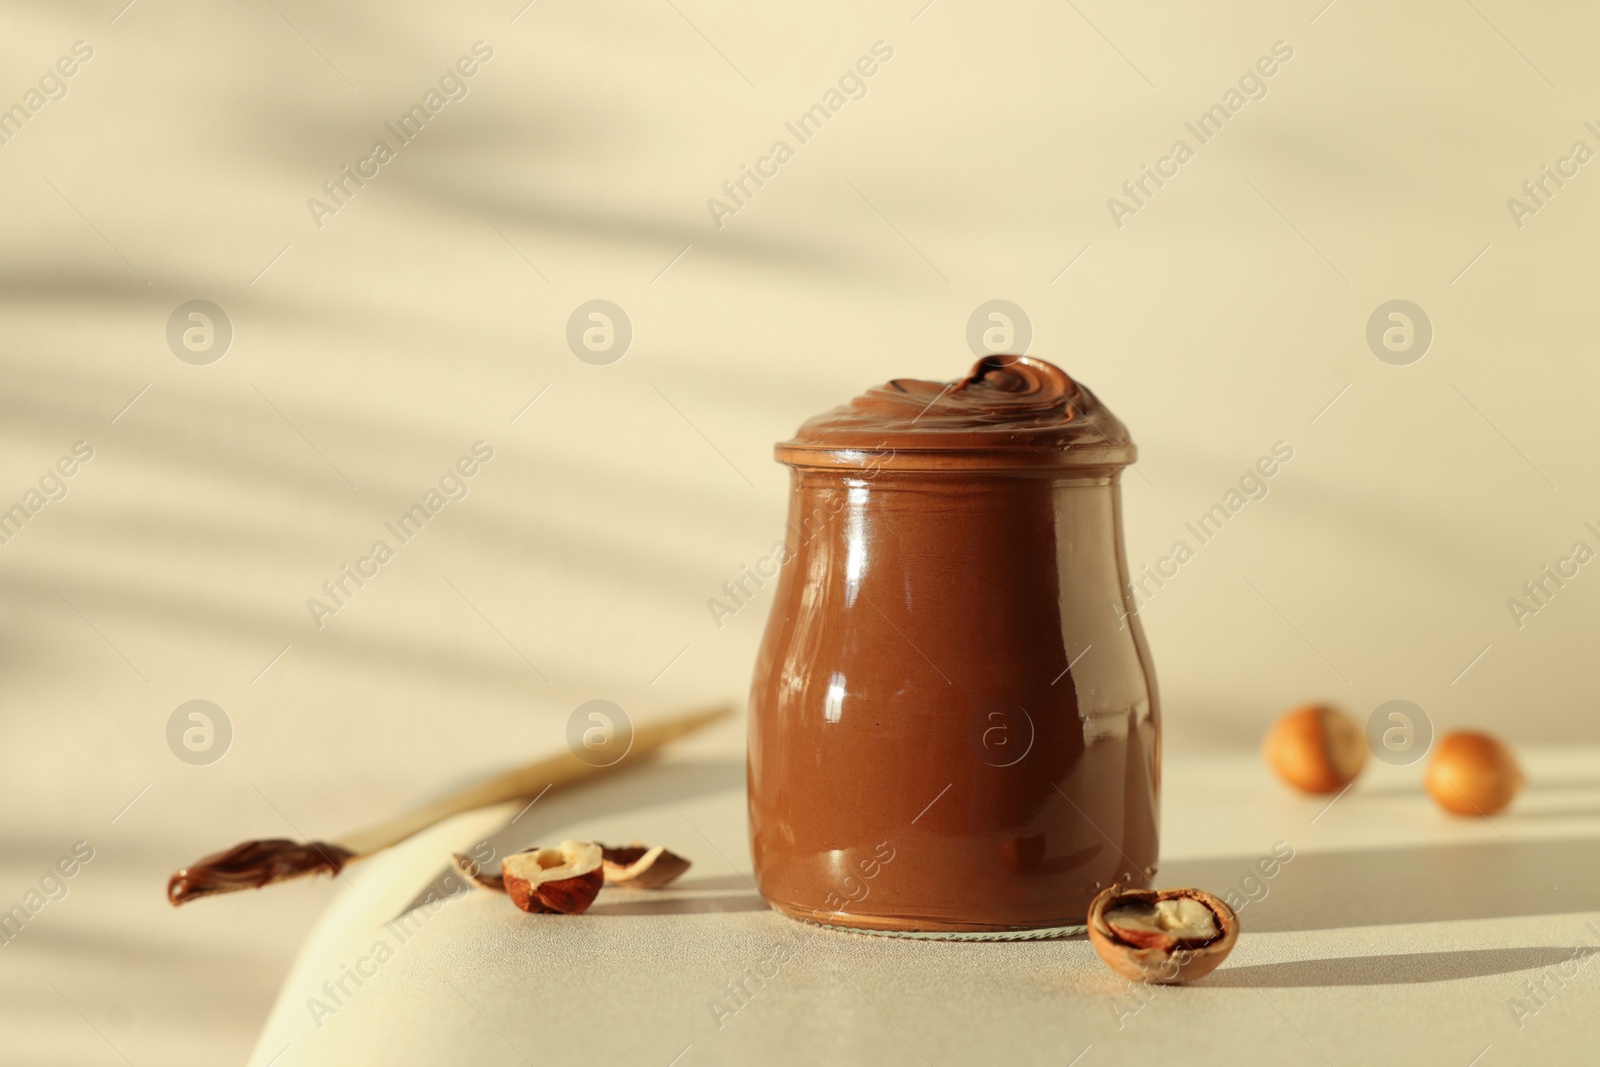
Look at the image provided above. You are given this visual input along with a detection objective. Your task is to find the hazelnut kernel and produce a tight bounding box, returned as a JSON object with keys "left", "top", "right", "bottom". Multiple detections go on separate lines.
{"left": 1263, "top": 703, "right": 1366, "bottom": 795}
{"left": 500, "top": 840, "right": 604, "bottom": 914}
{"left": 1425, "top": 731, "right": 1522, "bottom": 816}
{"left": 1087, "top": 885, "right": 1239, "bottom": 984}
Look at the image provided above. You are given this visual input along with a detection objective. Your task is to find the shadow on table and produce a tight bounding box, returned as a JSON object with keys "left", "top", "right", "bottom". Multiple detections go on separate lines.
{"left": 1163, "top": 837, "right": 1600, "bottom": 933}
{"left": 1357, "top": 776, "right": 1600, "bottom": 797}
{"left": 1498, "top": 806, "right": 1600, "bottom": 821}
{"left": 1202, "top": 946, "right": 1595, "bottom": 988}
{"left": 587, "top": 892, "right": 769, "bottom": 916}
{"left": 585, "top": 869, "right": 769, "bottom": 915}
{"left": 672, "top": 873, "right": 761, "bottom": 893}
{"left": 392, "top": 757, "right": 745, "bottom": 920}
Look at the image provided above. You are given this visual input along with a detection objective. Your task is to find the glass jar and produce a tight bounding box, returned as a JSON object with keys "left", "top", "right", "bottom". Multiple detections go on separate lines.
{"left": 748, "top": 357, "right": 1159, "bottom": 937}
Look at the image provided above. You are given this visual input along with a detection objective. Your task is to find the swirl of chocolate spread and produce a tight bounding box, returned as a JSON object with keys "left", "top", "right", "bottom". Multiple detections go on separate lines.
{"left": 167, "top": 839, "right": 354, "bottom": 906}
{"left": 777, "top": 355, "right": 1134, "bottom": 468}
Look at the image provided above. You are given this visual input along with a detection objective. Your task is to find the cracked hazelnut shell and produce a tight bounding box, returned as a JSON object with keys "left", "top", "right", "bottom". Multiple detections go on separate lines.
{"left": 600, "top": 843, "right": 692, "bottom": 888}
{"left": 1263, "top": 703, "right": 1366, "bottom": 794}
{"left": 1426, "top": 731, "right": 1522, "bottom": 816}
{"left": 500, "top": 840, "right": 604, "bottom": 914}
{"left": 451, "top": 852, "right": 506, "bottom": 893}
{"left": 1087, "top": 885, "right": 1239, "bottom": 984}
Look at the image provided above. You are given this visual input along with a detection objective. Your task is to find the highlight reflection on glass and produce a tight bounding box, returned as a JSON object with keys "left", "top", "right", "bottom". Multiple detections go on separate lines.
{"left": 822, "top": 671, "right": 846, "bottom": 723}
{"left": 843, "top": 483, "right": 869, "bottom": 606}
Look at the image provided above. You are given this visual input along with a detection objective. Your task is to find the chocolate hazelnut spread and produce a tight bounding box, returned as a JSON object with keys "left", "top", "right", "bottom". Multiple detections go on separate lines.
{"left": 748, "top": 356, "right": 1159, "bottom": 934}
{"left": 167, "top": 839, "right": 354, "bottom": 906}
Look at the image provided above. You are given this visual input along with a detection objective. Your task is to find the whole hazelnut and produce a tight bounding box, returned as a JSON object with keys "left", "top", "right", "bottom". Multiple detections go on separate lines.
{"left": 1262, "top": 703, "right": 1366, "bottom": 794}
{"left": 1087, "top": 885, "right": 1239, "bottom": 984}
{"left": 1426, "top": 731, "right": 1522, "bottom": 816}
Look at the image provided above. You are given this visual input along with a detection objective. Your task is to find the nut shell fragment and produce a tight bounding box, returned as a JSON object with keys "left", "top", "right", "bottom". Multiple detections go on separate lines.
{"left": 600, "top": 843, "right": 692, "bottom": 888}
{"left": 451, "top": 853, "right": 506, "bottom": 893}
{"left": 501, "top": 840, "right": 604, "bottom": 914}
{"left": 1087, "top": 885, "right": 1239, "bottom": 984}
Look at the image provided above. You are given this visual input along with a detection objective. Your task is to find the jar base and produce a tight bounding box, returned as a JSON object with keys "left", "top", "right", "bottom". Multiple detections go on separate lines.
{"left": 765, "top": 899, "right": 1087, "bottom": 941}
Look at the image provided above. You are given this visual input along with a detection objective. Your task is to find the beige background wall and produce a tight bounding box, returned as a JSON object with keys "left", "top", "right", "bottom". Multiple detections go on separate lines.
{"left": 2, "top": 1, "right": 1596, "bottom": 1062}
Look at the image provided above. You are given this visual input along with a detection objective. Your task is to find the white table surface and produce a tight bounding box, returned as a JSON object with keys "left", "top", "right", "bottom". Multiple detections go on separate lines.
{"left": 246, "top": 721, "right": 1600, "bottom": 1067}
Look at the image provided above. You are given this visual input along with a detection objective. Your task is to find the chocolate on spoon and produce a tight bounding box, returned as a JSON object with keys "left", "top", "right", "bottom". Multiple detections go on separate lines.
{"left": 168, "top": 839, "right": 354, "bottom": 906}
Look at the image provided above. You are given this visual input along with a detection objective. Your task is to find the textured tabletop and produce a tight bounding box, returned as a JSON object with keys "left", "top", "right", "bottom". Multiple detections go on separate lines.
{"left": 248, "top": 725, "right": 1600, "bottom": 1067}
